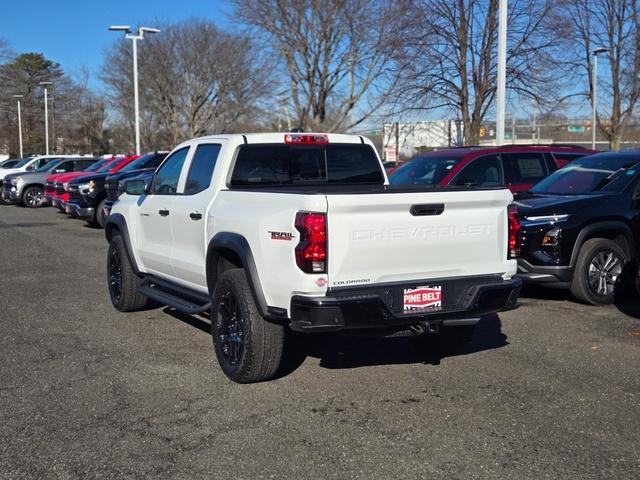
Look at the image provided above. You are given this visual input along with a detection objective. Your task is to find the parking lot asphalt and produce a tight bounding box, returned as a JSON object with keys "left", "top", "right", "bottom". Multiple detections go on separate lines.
{"left": 1, "top": 204, "right": 639, "bottom": 480}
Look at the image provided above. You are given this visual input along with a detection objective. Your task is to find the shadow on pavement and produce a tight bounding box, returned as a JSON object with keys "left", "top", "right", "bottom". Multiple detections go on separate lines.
{"left": 519, "top": 284, "right": 574, "bottom": 302}
{"left": 306, "top": 314, "right": 507, "bottom": 369}
{"left": 520, "top": 279, "right": 640, "bottom": 321}
{"left": 163, "top": 309, "right": 508, "bottom": 377}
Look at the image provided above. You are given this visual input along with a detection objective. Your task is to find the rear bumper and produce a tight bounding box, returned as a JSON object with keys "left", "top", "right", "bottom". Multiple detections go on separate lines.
{"left": 516, "top": 259, "right": 573, "bottom": 288}
{"left": 289, "top": 276, "right": 522, "bottom": 333}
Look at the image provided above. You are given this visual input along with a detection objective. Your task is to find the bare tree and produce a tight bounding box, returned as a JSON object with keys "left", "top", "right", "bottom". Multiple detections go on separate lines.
{"left": 102, "top": 20, "right": 272, "bottom": 149}
{"left": 233, "top": 0, "right": 406, "bottom": 132}
{"left": 0, "top": 38, "right": 13, "bottom": 64}
{"left": 394, "top": 0, "right": 556, "bottom": 145}
{"left": 556, "top": 0, "right": 640, "bottom": 150}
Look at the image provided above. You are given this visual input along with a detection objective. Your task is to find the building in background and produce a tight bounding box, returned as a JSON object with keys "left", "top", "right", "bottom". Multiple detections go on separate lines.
{"left": 382, "top": 121, "right": 463, "bottom": 162}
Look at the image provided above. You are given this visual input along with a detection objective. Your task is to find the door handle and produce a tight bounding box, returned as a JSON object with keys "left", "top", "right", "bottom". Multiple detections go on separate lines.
{"left": 410, "top": 204, "right": 445, "bottom": 216}
{"left": 189, "top": 212, "right": 202, "bottom": 221}
{"left": 158, "top": 209, "right": 170, "bottom": 217}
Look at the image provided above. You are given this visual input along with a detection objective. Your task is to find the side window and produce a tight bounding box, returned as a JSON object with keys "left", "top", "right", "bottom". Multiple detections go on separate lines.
{"left": 502, "top": 152, "right": 547, "bottom": 185}
{"left": 454, "top": 155, "right": 503, "bottom": 187}
{"left": 54, "top": 161, "right": 75, "bottom": 173}
{"left": 146, "top": 154, "right": 167, "bottom": 170}
{"left": 151, "top": 147, "right": 190, "bottom": 194}
{"left": 185, "top": 144, "right": 221, "bottom": 194}
{"left": 78, "top": 160, "right": 95, "bottom": 170}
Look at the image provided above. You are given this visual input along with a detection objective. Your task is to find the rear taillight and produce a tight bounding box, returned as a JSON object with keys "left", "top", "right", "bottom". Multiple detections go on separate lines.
{"left": 295, "top": 212, "right": 327, "bottom": 273}
{"left": 508, "top": 204, "right": 521, "bottom": 259}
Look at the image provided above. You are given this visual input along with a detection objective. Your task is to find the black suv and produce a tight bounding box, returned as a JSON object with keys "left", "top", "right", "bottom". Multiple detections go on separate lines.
{"left": 516, "top": 151, "right": 640, "bottom": 305}
{"left": 102, "top": 151, "right": 167, "bottom": 219}
{"left": 71, "top": 152, "right": 167, "bottom": 228}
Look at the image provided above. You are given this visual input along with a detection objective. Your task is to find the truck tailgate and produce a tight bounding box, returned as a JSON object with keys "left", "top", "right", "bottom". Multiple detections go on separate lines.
{"left": 326, "top": 189, "right": 513, "bottom": 287}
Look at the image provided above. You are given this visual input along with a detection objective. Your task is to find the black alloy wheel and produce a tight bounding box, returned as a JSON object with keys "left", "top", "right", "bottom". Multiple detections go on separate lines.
{"left": 108, "top": 247, "right": 123, "bottom": 304}
{"left": 216, "top": 289, "right": 244, "bottom": 366}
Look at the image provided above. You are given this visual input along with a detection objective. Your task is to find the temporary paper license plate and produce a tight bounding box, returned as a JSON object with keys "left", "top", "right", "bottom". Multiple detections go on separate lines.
{"left": 403, "top": 286, "right": 442, "bottom": 311}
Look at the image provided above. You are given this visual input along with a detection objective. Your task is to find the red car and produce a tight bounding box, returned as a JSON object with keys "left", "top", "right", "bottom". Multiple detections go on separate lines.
{"left": 388, "top": 145, "right": 598, "bottom": 194}
{"left": 45, "top": 155, "right": 138, "bottom": 210}
{"left": 45, "top": 158, "right": 116, "bottom": 209}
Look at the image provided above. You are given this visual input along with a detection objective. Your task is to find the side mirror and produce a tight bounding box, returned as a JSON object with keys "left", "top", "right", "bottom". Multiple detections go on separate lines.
{"left": 124, "top": 179, "right": 147, "bottom": 196}
{"left": 633, "top": 191, "right": 640, "bottom": 203}
{"left": 54, "top": 168, "right": 66, "bottom": 173}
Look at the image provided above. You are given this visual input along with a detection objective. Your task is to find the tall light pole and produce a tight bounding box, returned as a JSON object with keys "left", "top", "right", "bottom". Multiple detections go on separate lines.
{"left": 591, "top": 47, "right": 609, "bottom": 150}
{"left": 40, "top": 81, "right": 52, "bottom": 155}
{"left": 109, "top": 25, "right": 160, "bottom": 155}
{"left": 496, "top": 0, "right": 508, "bottom": 146}
{"left": 13, "top": 95, "right": 24, "bottom": 158}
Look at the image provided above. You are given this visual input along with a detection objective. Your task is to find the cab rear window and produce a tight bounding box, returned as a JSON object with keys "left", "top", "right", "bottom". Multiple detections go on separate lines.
{"left": 230, "top": 144, "right": 384, "bottom": 187}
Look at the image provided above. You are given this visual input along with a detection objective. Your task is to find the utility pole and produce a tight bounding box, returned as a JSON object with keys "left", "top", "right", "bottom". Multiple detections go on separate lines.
{"left": 40, "top": 82, "right": 52, "bottom": 155}
{"left": 109, "top": 25, "right": 161, "bottom": 155}
{"left": 13, "top": 95, "right": 23, "bottom": 158}
{"left": 496, "top": 0, "right": 508, "bottom": 146}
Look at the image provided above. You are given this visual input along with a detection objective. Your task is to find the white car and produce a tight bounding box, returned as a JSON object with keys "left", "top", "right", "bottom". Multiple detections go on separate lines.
{"left": 105, "top": 132, "right": 522, "bottom": 383}
{"left": 0, "top": 155, "right": 84, "bottom": 187}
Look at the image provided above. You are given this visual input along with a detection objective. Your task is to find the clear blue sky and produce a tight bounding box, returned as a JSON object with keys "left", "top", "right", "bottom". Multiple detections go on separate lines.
{"left": 2, "top": 0, "right": 232, "bottom": 89}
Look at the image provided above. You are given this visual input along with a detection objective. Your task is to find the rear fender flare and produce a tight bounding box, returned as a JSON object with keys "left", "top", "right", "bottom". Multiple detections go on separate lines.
{"left": 206, "top": 232, "right": 283, "bottom": 320}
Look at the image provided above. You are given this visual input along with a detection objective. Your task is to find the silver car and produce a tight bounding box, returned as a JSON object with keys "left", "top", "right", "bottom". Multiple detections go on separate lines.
{"left": 1, "top": 157, "right": 97, "bottom": 207}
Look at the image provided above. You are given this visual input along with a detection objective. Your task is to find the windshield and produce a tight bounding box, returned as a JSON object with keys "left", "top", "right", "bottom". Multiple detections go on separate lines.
{"left": 97, "top": 158, "right": 119, "bottom": 173}
{"left": 530, "top": 154, "right": 640, "bottom": 195}
{"left": 389, "top": 155, "right": 462, "bottom": 185}
{"left": 38, "top": 159, "right": 62, "bottom": 172}
{"left": 84, "top": 159, "right": 107, "bottom": 172}
{"left": 120, "top": 153, "right": 159, "bottom": 172}
{"left": 13, "top": 157, "right": 34, "bottom": 168}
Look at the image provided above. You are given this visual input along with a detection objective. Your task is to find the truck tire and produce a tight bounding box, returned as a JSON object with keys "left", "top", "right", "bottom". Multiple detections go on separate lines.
{"left": 107, "top": 234, "right": 148, "bottom": 312}
{"left": 212, "top": 269, "right": 285, "bottom": 383}
{"left": 95, "top": 198, "right": 108, "bottom": 229}
{"left": 570, "top": 238, "right": 625, "bottom": 305}
{"left": 22, "top": 186, "right": 44, "bottom": 208}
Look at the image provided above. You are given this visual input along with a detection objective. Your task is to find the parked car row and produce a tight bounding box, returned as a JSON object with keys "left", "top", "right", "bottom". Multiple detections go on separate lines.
{"left": 389, "top": 146, "right": 640, "bottom": 306}
{"left": 2, "top": 136, "right": 638, "bottom": 383}
{"left": 0, "top": 152, "right": 168, "bottom": 227}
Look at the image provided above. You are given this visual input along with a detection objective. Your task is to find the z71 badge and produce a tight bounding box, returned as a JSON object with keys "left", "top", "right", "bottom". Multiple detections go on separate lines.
{"left": 269, "top": 231, "right": 294, "bottom": 241}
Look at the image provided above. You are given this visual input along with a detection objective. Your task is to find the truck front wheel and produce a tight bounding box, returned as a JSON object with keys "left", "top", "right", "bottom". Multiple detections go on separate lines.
{"left": 212, "top": 269, "right": 285, "bottom": 383}
{"left": 107, "top": 234, "right": 149, "bottom": 312}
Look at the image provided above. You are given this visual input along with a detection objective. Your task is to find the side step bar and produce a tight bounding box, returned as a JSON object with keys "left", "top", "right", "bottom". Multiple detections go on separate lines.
{"left": 138, "top": 275, "right": 211, "bottom": 314}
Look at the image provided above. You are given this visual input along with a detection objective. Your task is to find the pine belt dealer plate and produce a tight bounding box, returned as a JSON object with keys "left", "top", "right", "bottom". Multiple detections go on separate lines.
{"left": 403, "top": 286, "right": 442, "bottom": 312}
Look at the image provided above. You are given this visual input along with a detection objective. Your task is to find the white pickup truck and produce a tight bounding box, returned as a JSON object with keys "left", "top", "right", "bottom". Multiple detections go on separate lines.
{"left": 105, "top": 133, "right": 521, "bottom": 383}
